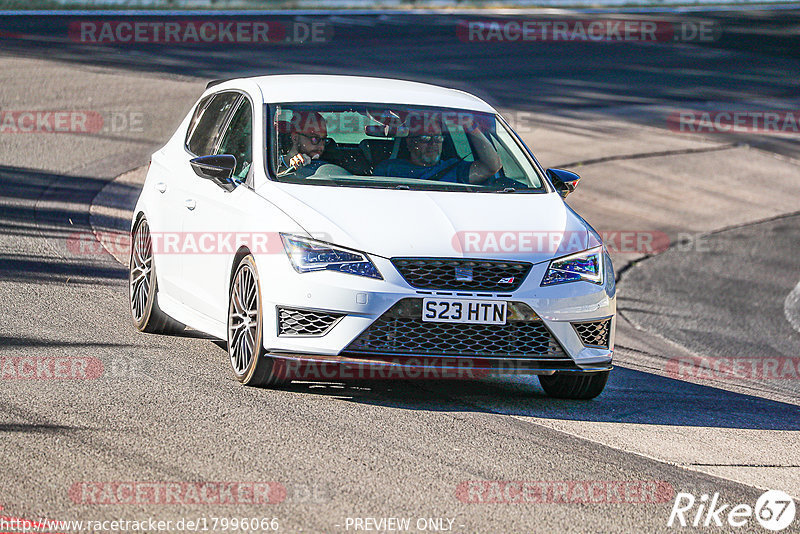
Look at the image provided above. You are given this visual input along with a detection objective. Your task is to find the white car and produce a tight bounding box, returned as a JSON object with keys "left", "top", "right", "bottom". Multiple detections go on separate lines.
{"left": 129, "top": 74, "right": 615, "bottom": 399}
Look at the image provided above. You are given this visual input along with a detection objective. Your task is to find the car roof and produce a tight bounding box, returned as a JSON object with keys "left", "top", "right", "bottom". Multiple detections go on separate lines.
{"left": 207, "top": 75, "right": 497, "bottom": 113}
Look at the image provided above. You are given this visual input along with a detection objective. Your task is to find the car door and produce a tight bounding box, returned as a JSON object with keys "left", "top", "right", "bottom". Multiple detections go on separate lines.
{"left": 180, "top": 94, "right": 256, "bottom": 321}
{"left": 165, "top": 91, "right": 240, "bottom": 306}
{"left": 146, "top": 95, "right": 212, "bottom": 299}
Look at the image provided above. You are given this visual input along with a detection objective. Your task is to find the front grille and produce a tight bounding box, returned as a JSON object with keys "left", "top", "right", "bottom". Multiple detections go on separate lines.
{"left": 573, "top": 318, "right": 611, "bottom": 348}
{"left": 392, "top": 258, "right": 531, "bottom": 292}
{"left": 346, "top": 299, "right": 564, "bottom": 358}
{"left": 278, "top": 307, "right": 344, "bottom": 336}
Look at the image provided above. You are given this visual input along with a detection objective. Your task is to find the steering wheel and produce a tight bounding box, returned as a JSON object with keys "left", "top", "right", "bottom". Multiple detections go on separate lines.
{"left": 312, "top": 163, "right": 353, "bottom": 177}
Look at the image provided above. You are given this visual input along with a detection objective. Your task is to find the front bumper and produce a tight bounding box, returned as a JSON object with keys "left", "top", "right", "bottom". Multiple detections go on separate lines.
{"left": 258, "top": 254, "right": 616, "bottom": 372}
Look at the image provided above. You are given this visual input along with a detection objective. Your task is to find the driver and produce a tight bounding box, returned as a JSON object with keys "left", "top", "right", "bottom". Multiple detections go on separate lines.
{"left": 373, "top": 114, "right": 501, "bottom": 184}
{"left": 279, "top": 111, "right": 331, "bottom": 178}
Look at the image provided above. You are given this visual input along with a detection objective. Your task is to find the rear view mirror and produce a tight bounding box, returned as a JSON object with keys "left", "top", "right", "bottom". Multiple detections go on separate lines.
{"left": 190, "top": 154, "right": 237, "bottom": 192}
{"left": 365, "top": 124, "right": 410, "bottom": 138}
{"left": 546, "top": 168, "right": 581, "bottom": 199}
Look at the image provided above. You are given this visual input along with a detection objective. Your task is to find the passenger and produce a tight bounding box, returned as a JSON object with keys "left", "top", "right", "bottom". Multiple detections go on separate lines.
{"left": 279, "top": 111, "right": 331, "bottom": 178}
{"left": 373, "top": 116, "right": 501, "bottom": 184}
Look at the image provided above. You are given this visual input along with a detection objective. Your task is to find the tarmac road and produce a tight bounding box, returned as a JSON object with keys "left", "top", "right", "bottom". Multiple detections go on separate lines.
{"left": 1, "top": 7, "right": 799, "bottom": 533}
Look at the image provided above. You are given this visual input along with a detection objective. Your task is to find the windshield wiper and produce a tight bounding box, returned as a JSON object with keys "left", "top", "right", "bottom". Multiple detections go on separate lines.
{"left": 475, "top": 185, "right": 536, "bottom": 193}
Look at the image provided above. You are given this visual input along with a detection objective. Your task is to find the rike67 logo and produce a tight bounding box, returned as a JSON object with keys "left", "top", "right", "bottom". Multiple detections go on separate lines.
{"left": 668, "top": 489, "right": 796, "bottom": 531}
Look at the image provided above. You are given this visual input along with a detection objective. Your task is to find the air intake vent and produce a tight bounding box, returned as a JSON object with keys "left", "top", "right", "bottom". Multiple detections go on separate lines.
{"left": 392, "top": 258, "right": 531, "bottom": 292}
{"left": 278, "top": 307, "right": 344, "bottom": 337}
{"left": 346, "top": 299, "right": 564, "bottom": 358}
{"left": 572, "top": 319, "right": 611, "bottom": 348}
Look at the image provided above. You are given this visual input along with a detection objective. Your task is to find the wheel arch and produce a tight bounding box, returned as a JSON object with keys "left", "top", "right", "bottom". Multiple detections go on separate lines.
{"left": 131, "top": 210, "right": 146, "bottom": 233}
{"left": 131, "top": 211, "right": 169, "bottom": 298}
{"left": 229, "top": 245, "right": 252, "bottom": 295}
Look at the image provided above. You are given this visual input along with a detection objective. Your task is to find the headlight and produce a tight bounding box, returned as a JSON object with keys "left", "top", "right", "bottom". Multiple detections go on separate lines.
{"left": 541, "top": 246, "right": 603, "bottom": 286}
{"left": 280, "top": 234, "right": 382, "bottom": 280}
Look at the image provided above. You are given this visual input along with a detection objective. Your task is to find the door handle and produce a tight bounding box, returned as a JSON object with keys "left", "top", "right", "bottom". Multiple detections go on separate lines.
{"left": 184, "top": 198, "right": 196, "bottom": 211}
{"left": 155, "top": 181, "right": 167, "bottom": 193}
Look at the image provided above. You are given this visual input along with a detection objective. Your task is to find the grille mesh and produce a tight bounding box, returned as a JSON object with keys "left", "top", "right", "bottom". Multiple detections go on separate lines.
{"left": 392, "top": 258, "right": 531, "bottom": 292}
{"left": 573, "top": 319, "right": 611, "bottom": 347}
{"left": 278, "top": 307, "right": 343, "bottom": 336}
{"left": 346, "top": 299, "right": 564, "bottom": 358}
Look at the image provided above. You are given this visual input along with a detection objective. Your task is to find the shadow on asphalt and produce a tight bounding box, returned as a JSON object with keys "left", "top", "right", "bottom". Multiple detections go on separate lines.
{"left": 0, "top": 423, "right": 89, "bottom": 433}
{"left": 0, "top": 165, "right": 129, "bottom": 284}
{"left": 273, "top": 366, "right": 800, "bottom": 431}
{"left": 0, "top": 254, "right": 126, "bottom": 284}
{"left": 0, "top": 334, "right": 136, "bottom": 349}
{"left": 619, "top": 214, "right": 800, "bottom": 402}
{"left": 1, "top": 11, "right": 799, "bottom": 114}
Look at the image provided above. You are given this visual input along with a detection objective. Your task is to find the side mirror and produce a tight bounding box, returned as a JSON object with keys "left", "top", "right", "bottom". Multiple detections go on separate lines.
{"left": 546, "top": 168, "right": 581, "bottom": 199}
{"left": 190, "top": 154, "right": 237, "bottom": 192}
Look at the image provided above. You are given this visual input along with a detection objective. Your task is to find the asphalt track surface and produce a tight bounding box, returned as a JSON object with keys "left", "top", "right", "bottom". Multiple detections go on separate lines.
{"left": 1, "top": 7, "right": 800, "bottom": 534}
{"left": 621, "top": 213, "right": 800, "bottom": 399}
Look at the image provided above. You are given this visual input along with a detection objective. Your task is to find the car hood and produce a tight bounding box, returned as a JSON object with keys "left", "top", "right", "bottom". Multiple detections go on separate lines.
{"left": 262, "top": 183, "right": 595, "bottom": 263}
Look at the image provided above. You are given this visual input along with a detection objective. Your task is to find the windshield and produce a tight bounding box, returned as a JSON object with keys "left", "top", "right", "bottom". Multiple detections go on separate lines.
{"left": 267, "top": 103, "right": 546, "bottom": 193}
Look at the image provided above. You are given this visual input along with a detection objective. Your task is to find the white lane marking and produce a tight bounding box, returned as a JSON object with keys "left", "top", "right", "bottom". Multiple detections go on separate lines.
{"left": 785, "top": 279, "right": 800, "bottom": 334}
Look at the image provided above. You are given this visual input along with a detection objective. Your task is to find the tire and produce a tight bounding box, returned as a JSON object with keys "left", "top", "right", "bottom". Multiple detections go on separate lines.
{"left": 538, "top": 370, "right": 609, "bottom": 400}
{"left": 129, "top": 217, "right": 184, "bottom": 334}
{"left": 227, "top": 254, "right": 288, "bottom": 387}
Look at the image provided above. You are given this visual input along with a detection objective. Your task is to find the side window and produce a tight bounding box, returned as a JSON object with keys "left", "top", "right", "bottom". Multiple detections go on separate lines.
{"left": 184, "top": 95, "right": 211, "bottom": 147}
{"left": 186, "top": 92, "right": 239, "bottom": 156}
{"left": 217, "top": 99, "right": 253, "bottom": 179}
{"left": 494, "top": 135, "right": 525, "bottom": 181}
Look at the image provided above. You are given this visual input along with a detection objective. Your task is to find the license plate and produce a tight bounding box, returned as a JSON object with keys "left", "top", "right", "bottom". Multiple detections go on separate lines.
{"left": 422, "top": 298, "right": 507, "bottom": 325}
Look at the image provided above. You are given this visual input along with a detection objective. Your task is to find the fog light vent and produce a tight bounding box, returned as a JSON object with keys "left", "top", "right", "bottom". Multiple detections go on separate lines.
{"left": 278, "top": 307, "right": 344, "bottom": 336}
